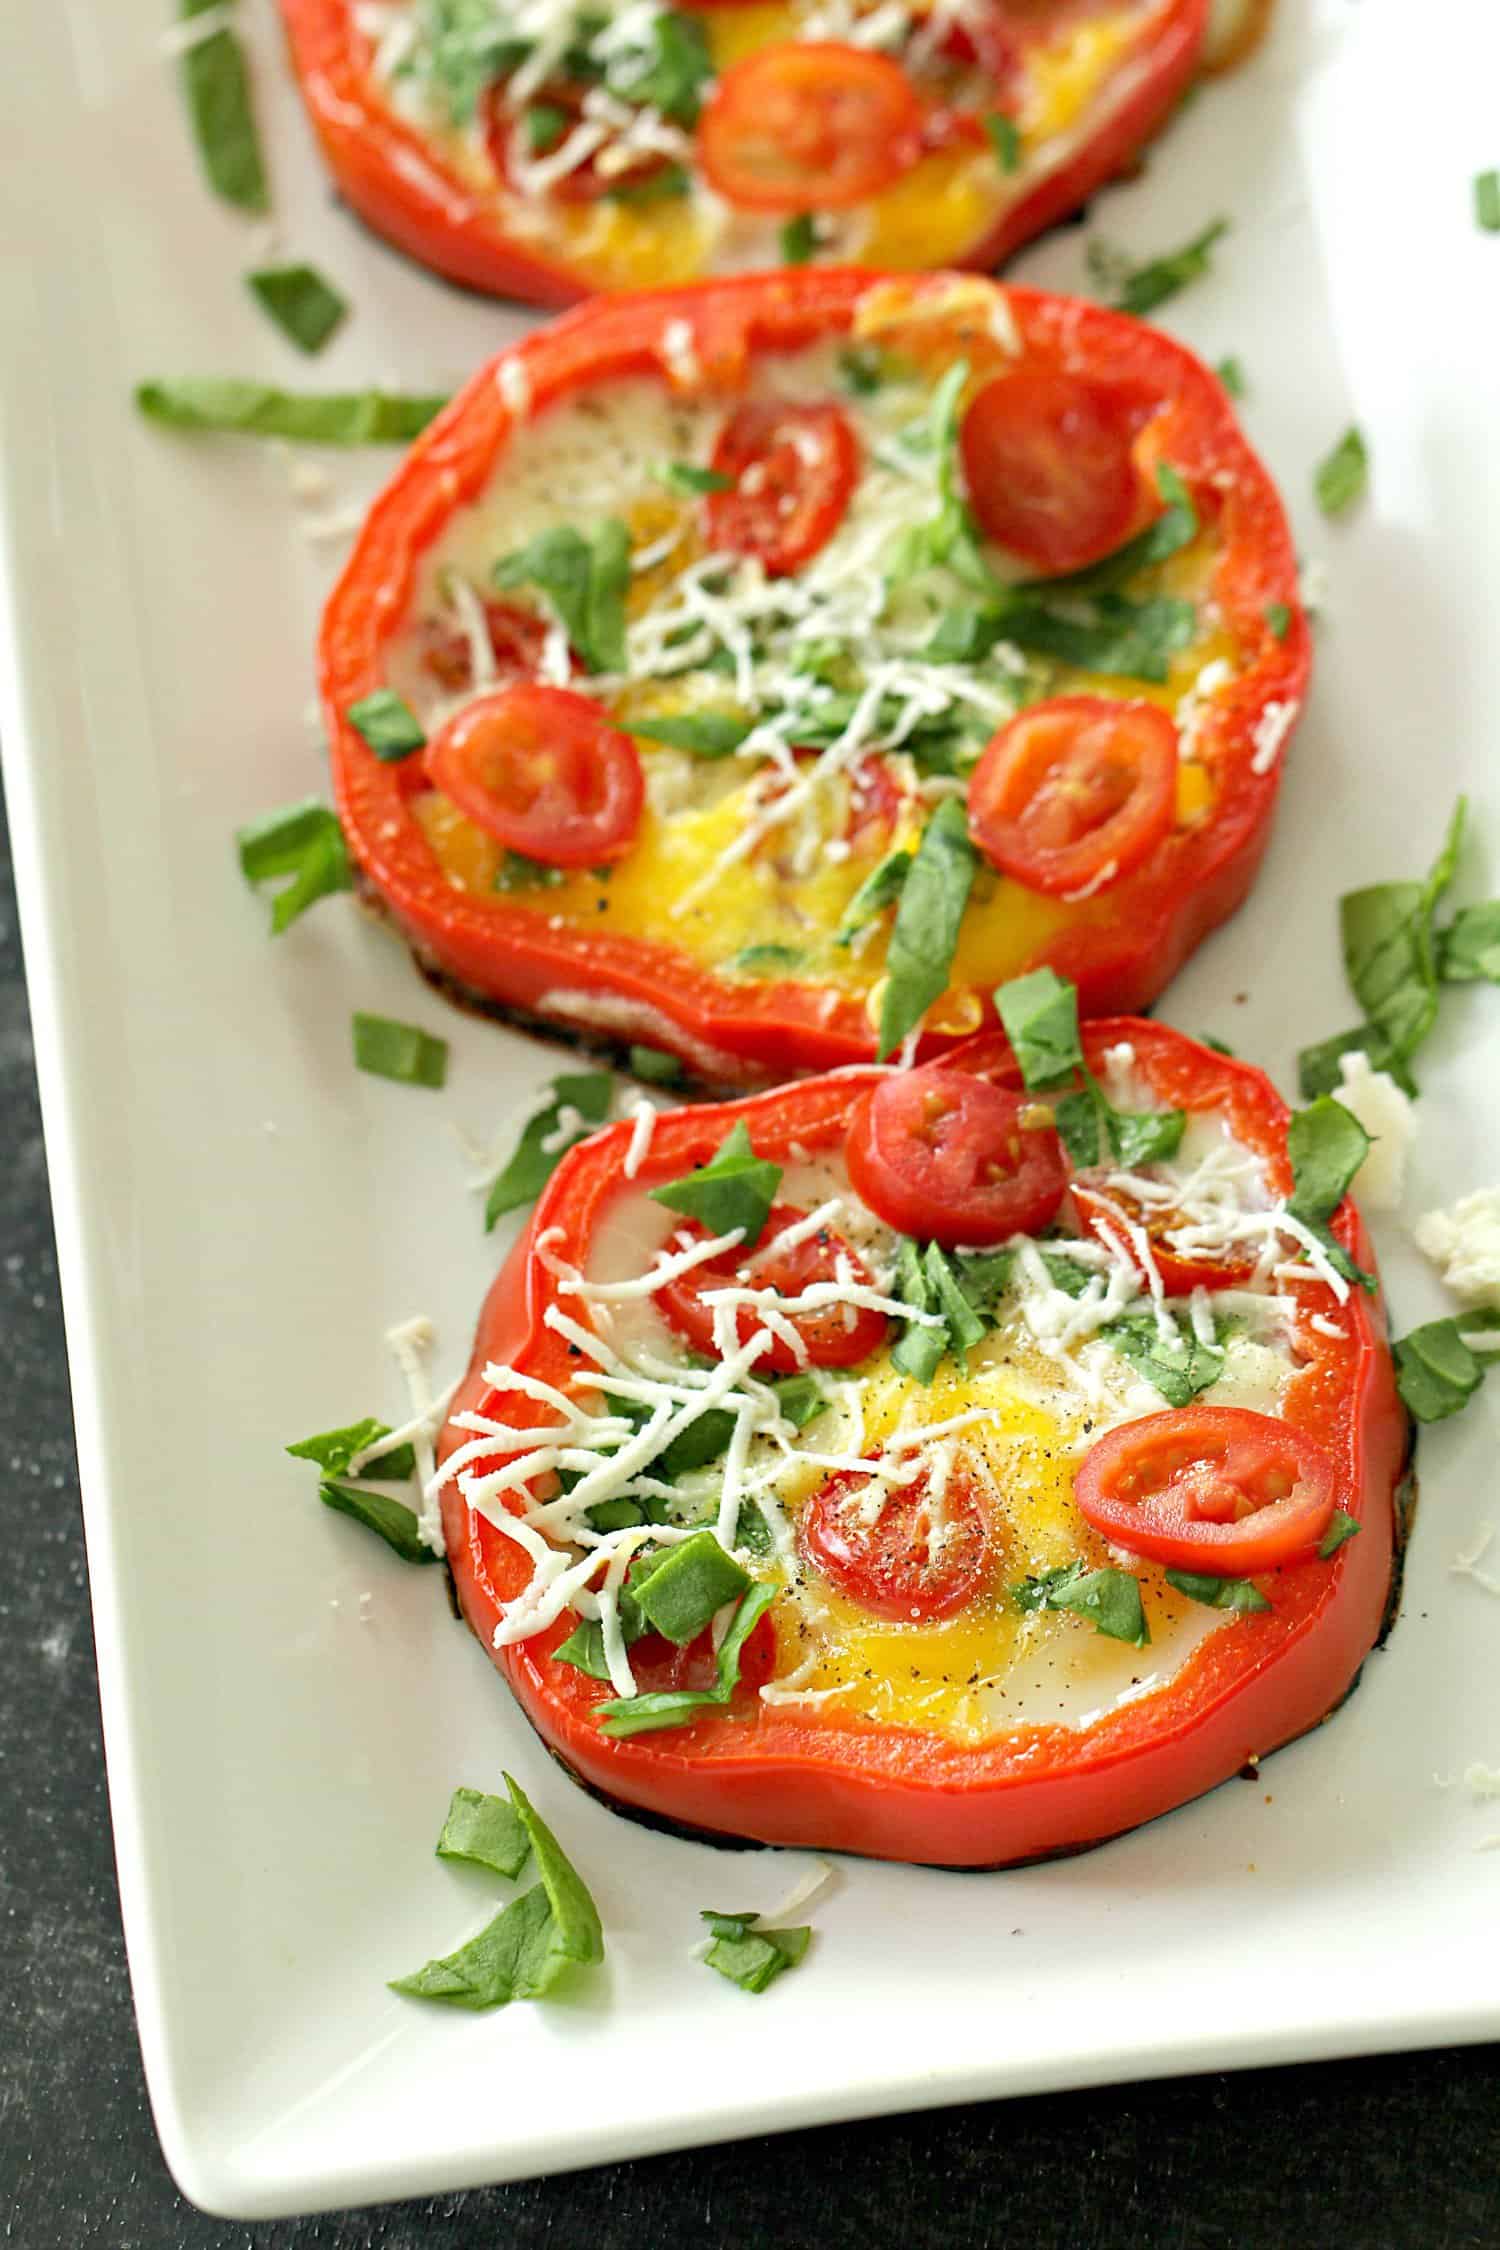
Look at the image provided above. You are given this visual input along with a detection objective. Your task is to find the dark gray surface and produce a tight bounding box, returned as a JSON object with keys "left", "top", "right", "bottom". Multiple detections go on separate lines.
{"left": 2, "top": 778, "right": 1499, "bottom": 2250}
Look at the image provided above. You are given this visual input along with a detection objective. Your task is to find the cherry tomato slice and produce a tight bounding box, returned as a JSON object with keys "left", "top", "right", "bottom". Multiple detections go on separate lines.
{"left": 424, "top": 684, "right": 643, "bottom": 867}
{"left": 801, "top": 1459, "right": 990, "bottom": 1621}
{"left": 847, "top": 1066, "right": 1068, "bottom": 1247}
{"left": 657, "top": 1202, "right": 890, "bottom": 1373}
{"left": 1074, "top": 1407, "right": 1338, "bottom": 1576}
{"left": 959, "top": 362, "right": 1145, "bottom": 576}
{"left": 419, "top": 598, "right": 553, "bottom": 695}
{"left": 1072, "top": 1176, "right": 1260, "bottom": 1297}
{"left": 704, "top": 400, "right": 859, "bottom": 577}
{"left": 967, "top": 696, "right": 1178, "bottom": 898}
{"left": 697, "top": 44, "right": 924, "bottom": 213}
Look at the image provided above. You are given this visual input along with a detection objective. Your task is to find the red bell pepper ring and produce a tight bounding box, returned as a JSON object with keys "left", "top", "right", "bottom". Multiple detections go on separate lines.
{"left": 436, "top": 1019, "right": 1407, "bottom": 1870}
{"left": 321, "top": 270, "right": 1310, "bottom": 1090}
{"left": 278, "top": 0, "right": 1209, "bottom": 306}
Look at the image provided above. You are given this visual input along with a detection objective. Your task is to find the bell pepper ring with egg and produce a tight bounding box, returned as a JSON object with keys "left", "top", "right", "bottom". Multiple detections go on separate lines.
{"left": 321, "top": 269, "right": 1308, "bottom": 1090}
{"left": 434, "top": 1018, "right": 1406, "bottom": 1869}
{"left": 278, "top": 0, "right": 1213, "bottom": 305}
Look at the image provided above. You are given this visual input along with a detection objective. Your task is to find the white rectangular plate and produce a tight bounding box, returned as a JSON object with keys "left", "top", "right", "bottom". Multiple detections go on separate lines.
{"left": 4, "top": 0, "right": 1500, "bottom": 2221}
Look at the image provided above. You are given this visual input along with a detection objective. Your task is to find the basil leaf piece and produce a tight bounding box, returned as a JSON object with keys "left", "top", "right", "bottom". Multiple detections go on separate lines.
{"left": 726, "top": 944, "right": 804, "bottom": 977}
{"left": 135, "top": 379, "right": 448, "bottom": 443}
{"left": 494, "top": 850, "right": 565, "bottom": 892}
{"left": 346, "top": 689, "right": 426, "bottom": 761}
{"left": 352, "top": 1013, "right": 449, "bottom": 1090}
{"left": 836, "top": 850, "right": 912, "bottom": 946}
{"left": 493, "top": 521, "right": 630, "bottom": 674}
{"left": 876, "top": 798, "right": 978, "bottom": 1058}
{"left": 628, "top": 1043, "right": 684, "bottom": 1085}
{"left": 1095, "top": 218, "right": 1229, "bottom": 315}
{"left": 891, "top": 1238, "right": 947, "bottom": 1385}
{"left": 524, "top": 101, "right": 569, "bottom": 153}
{"left": 393, "top": 1772, "right": 602, "bottom": 2009}
{"left": 603, "top": 161, "right": 692, "bottom": 206}
{"left": 628, "top": 712, "right": 752, "bottom": 757}
{"left": 178, "top": 7, "right": 268, "bottom": 213}
{"left": 246, "top": 264, "right": 347, "bottom": 355}
{"left": 984, "top": 112, "right": 1021, "bottom": 172}
{"left": 1164, "top": 1570, "right": 1271, "bottom": 1612}
{"left": 1013, "top": 1562, "right": 1149, "bottom": 1646}
{"left": 1285, "top": 1097, "right": 1375, "bottom": 1291}
{"left": 236, "top": 799, "right": 352, "bottom": 934}
{"left": 1102, "top": 1311, "right": 1225, "bottom": 1408}
{"left": 631, "top": 1531, "right": 752, "bottom": 1645}
{"left": 924, "top": 1241, "right": 987, "bottom": 1366}
{"left": 1438, "top": 901, "right": 1500, "bottom": 985}
{"left": 1477, "top": 170, "right": 1500, "bottom": 233}
{"left": 485, "top": 1071, "right": 613, "bottom": 1228}
{"left": 993, "top": 590, "right": 1198, "bottom": 684}
{"left": 1107, "top": 1104, "right": 1187, "bottom": 1168}
{"left": 659, "top": 461, "right": 734, "bottom": 496}
{"left": 1265, "top": 602, "right": 1291, "bottom": 640}
{"left": 1296, "top": 1025, "right": 1377, "bottom": 1101}
{"left": 596, "top": 1580, "right": 777, "bottom": 1737}
{"left": 772, "top": 1373, "right": 828, "bottom": 1431}
{"left": 615, "top": 9, "right": 713, "bottom": 124}
{"left": 287, "top": 1418, "right": 415, "bottom": 1481}
{"left": 650, "top": 1121, "right": 783, "bottom": 1243}
{"left": 839, "top": 344, "right": 884, "bottom": 396}
{"left": 995, "top": 967, "right": 1082, "bottom": 1089}
{"left": 1216, "top": 356, "right": 1247, "bottom": 398}
{"left": 1199, "top": 1033, "right": 1236, "bottom": 1056}
{"left": 1343, "top": 798, "right": 1465, "bottom": 1066}
{"left": 318, "top": 1478, "right": 435, "bottom": 1564}
{"left": 702, "top": 1914, "right": 811, "bottom": 1993}
{"left": 1393, "top": 1313, "right": 1500, "bottom": 1423}
{"left": 1053, "top": 1084, "right": 1105, "bottom": 1170}
{"left": 1315, "top": 426, "right": 1368, "bottom": 517}
{"left": 780, "top": 213, "right": 818, "bottom": 265}
{"left": 436, "top": 1787, "right": 530, "bottom": 1879}
{"left": 1317, "top": 1509, "right": 1363, "bottom": 1559}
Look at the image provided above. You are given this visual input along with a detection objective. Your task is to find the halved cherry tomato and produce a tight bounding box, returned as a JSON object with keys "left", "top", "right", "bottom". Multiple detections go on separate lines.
{"left": 847, "top": 1066, "right": 1068, "bottom": 1246}
{"left": 960, "top": 362, "right": 1145, "bottom": 575}
{"left": 1074, "top": 1407, "right": 1338, "bottom": 1575}
{"left": 697, "top": 44, "right": 924, "bottom": 212}
{"left": 800, "top": 1459, "right": 990, "bottom": 1621}
{"left": 704, "top": 400, "right": 858, "bottom": 576}
{"left": 1072, "top": 1175, "right": 1260, "bottom": 1297}
{"left": 657, "top": 1201, "right": 889, "bottom": 1373}
{"left": 968, "top": 697, "right": 1178, "bottom": 898}
{"left": 420, "top": 598, "right": 553, "bottom": 694}
{"left": 424, "top": 684, "right": 643, "bottom": 867}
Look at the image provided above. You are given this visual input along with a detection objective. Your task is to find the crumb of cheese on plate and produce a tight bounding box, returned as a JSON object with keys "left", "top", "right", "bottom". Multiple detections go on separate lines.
{"left": 1415, "top": 1189, "right": 1500, "bottom": 1310}
{"left": 1329, "top": 1050, "right": 1413, "bottom": 1211}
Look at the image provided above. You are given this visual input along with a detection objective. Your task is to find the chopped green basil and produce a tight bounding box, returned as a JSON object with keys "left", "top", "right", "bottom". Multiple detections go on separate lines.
{"left": 984, "top": 112, "right": 1021, "bottom": 172}
{"left": 1199, "top": 1033, "right": 1235, "bottom": 1056}
{"left": 436, "top": 1787, "right": 530, "bottom": 1880}
{"left": 835, "top": 849, "right": 912, "bottom": 947}
{"left": 235, "top": 798, "right": 352, "bottom": 934}
{"left": 628, "top": 1043, "right": 684, "bottom": 1085}
{"left": 287, "top": 1418, "right": 415, "bottom": 1481}
{"left": 392, "top": 1773, "right": 602, "bottom": 2009}
{"left": 1439, "top": 902, "right": 1500, "bottom": 985}
{"left": 701, "top": 1911, "right": 811, "bottom": 1993}
{"left": 246, "top": 264, "right": 347, "bottom": 355}
{"left": 1393, "top": 1312, "right": 1500, "bottom": 1424}
{"left": 659, "top": 460, "right": 735, "bottom": 496}
{"left": 1026, "top": 464, "right": 1198, "bottom": 599}
{"left": 484, "top": 1071, "right": 613, "bottom": 1229}
{"left": 1013, "top": 1562, "right": 1149, "bottom": 1646}
{"left": 651, "top": 1120, "right": 783, "bottom": 1243}
{"left": 1216, "top": 356, "right": 1247, "bottom": 398}
{"left": 627, "top": 711, "right": 753, "bottom": 757}
{"left": 346, "top": 689, "right": 426, "bottom": 761}
{"left": 994, "top": 589, "right": 1198, "bottom": 684}
{"left": 1315, "top": 426, "right": 1368, "bottom": 517}
{"left": 1092, "top": 218, "right": 1229, "bottom": 315}
{"left": 493, "top": 850, "right": 564, "bottom": 892}
{"left": 177, "top": 5, "right": 268, "bottom": 213}
{"left": 838, "top": 344, "right": 884, "bottom": 396}
{"left": 523, "top": 101, "right": 570, "bottom": 153}
{"left": 1102, "top": 1310, "right": 1225, "bottom": 1408}
{"left": 318, "top": 1477, "right": 434, "bottom": 1565}
{"left": 493, "top": 520, "right": 630, "bottom": 674}
{"left": 1285, "top": 1097, "right": 1375, "bottom": 1291}
{"left": 1317, "top": 1508, "right": 1363, "bottom": 1559}
{"left": 726, "top": 944, "right": 804, "bottom": 977}
{"left": 614, "top": 10, "right": 713, "bottom": 125}
{"left": 995, "top": 967, "right": 1082, "bottom": 1089}
{"left": 878, "top": 798, "right": 978, "bottom": 1058}
{"left": 779, "top": 213, "right": 818, "bottom": 265}
{"left": 135, "top": 379, "right": 447, "bottom": 443}
{"left": 632, "top": 1531, "right": 751, "bottom": 1645}
{"left": 596, "top": 1579, "right": 777, "bottom": 1736}
{"left": 1265, "top": 602, "right": 1292, "bottom": 640}
{"left": 1477, "top": 170, "right": 1500, "bottom": 233}
{"left": 352, "top": 1013, "right": 449, "bottom": 1090}
{"left": 1164, "top": 1569, "right": 1271, "bottom": 1612}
